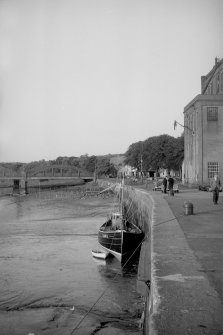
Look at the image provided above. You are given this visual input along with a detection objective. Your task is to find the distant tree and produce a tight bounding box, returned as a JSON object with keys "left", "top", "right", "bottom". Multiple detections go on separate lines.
{"left": 96, "top": 157, "right": 117, "bottom": 177}
{"left": 55, "top": 157, "right": 63, "bottom": 165}
{"left": 79, "top": 154, "right": 89, "bottom": 170}
{"left": 125, "top": 134, "right": 184, "bottom": 173}
{"left": 13, "top": 163, "right": 24, "bottom": 172}
{"left": 167, "top": 134, "right": 184, "bottom": 171}
{"left": 67, "top": 156, "right": 77, "bottom": 166}
{"left": 25, "top": 160, "right": 48, "bottom": 175}
{"left": 124, "top": 141, "right": 143, "bottom": 170}
{"left": 70, "top": 157, "right": 80, "bottom": 167}
{"left": 85, "top": 155, "right": 97, "bottom": 173}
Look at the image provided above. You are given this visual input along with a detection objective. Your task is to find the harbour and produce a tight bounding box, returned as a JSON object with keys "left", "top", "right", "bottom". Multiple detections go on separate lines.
{"left": 0, "top": 187, "right": 143, "bottom": 335}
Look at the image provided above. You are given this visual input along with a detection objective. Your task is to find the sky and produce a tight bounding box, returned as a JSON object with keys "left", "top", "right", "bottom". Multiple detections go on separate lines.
{"left": 0, "top": 0, "right": 223, "bottom": 162}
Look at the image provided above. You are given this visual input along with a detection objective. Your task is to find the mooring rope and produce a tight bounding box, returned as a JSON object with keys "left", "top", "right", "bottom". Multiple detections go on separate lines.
{"left": 68, "top": 233, "right": 148, "bottom": 335}
{"left": 68, "top": 199, "right": 223, "bottom": 334}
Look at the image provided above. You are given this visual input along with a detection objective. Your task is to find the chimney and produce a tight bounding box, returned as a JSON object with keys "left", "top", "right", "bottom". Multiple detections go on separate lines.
{"left": 201, "top": 76, "right": 206, "bottom": 93}
{"left": 215, "top": 57, "right": 220, "bottom": 65}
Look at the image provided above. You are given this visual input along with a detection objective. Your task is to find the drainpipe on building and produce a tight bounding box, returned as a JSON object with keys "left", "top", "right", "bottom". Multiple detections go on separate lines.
{"left": 201, "top": 107, "right": 204, "bottom": 185}
{"left": 174, "top": 119, "right": 194, "bottom": 184}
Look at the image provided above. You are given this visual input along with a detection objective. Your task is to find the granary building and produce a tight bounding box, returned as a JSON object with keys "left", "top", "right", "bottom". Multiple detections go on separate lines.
{"left": 183, "top": 57, "right": 223, "bottom": 185}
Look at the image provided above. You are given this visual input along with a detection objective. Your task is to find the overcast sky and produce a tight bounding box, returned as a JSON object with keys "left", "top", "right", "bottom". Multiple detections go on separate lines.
{"left": 0, "top": 0, "right": 222, "bottom": 162}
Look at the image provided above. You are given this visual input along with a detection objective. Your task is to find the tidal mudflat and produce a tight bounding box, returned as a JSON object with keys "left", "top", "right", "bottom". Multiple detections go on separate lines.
{"left": 0, "top": 188, "right": 143, "bottom": 335}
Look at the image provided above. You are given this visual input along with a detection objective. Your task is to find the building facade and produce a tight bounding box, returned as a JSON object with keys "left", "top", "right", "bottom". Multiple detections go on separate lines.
{"left": 184, "top": 58, "right": 223, "bottom": 185}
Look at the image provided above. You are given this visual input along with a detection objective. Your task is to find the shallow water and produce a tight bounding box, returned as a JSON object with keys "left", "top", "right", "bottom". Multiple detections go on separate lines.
{"left": 0, "top": 188, "right": 143, "bottom": 335}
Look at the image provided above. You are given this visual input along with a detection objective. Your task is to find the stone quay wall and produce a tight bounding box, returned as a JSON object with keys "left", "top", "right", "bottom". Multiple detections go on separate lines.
{"left": 97, "top": 180, "right": 223, "bottom": 335}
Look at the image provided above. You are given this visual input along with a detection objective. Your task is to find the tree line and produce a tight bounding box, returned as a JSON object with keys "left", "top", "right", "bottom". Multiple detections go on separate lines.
{"left": 23, "top": 155, "right": 119, "bottom": 178}
{"left": 124, "top": 134, "right": 184, "bottom": 174}
{"left": 1, "top": 134, "right": 184, "bottom": 177}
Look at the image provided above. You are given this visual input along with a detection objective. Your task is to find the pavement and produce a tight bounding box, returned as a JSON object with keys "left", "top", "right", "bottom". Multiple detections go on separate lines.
{"left": 165, "top": 187, "right": 223, "bottom": 305}
{"left": 135, "top": 183, "right": 223, "bottom": 335}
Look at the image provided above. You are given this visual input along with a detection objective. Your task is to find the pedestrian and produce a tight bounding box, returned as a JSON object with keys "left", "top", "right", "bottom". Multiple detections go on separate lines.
{"left": 168, "top": 175, "right": 174, "bottom": 196}
{"left": 210, "top": 174, "right": 221, "bottom": 205}
{"left": 163, "top": 176, "right": 168, "bottom": 193}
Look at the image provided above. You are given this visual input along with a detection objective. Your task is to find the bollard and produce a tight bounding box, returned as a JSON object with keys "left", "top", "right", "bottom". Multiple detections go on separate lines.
{"left": 184, "top": 201, "right": 194, "bottom": 215}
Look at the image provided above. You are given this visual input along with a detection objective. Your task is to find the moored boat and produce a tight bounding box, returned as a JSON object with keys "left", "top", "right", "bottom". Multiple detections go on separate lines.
{"left": 91, "top": 249, "right": 110, "bottom": 259}
{"left": 98, "top": 181, "right": 144, "bottom": 265}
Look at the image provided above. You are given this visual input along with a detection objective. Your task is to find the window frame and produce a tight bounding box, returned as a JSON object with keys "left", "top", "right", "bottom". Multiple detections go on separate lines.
{"left": 208, "top": 162, "right": 219, "bottom": 179}
{"left": 207, "top": 106, "right": 218, "bottom": 121}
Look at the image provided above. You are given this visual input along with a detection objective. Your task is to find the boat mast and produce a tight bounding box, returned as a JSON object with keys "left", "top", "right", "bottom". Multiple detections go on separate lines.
{"left": 120, "top": 166, "right": 124, "bottom": 217}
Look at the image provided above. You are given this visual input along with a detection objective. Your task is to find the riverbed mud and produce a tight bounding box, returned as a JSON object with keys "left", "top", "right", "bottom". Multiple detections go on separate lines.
{"left": 0, "top": 189, "right": 143, "bottom": 335}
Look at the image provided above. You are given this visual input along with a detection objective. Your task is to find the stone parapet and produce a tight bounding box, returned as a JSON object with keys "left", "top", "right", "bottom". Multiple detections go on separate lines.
{"left": 139, "top": 190, "right": 223, "bottom": 335}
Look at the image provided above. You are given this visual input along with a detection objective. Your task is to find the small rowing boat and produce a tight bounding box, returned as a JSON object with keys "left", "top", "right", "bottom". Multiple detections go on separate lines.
{"left": 91, "top": 249, "right": 110, "bottom": 259}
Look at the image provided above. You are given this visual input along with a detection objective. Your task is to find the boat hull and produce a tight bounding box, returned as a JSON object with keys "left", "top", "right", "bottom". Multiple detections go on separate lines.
{"left": 98, "top": 229, "right": 144, "bottom": 264}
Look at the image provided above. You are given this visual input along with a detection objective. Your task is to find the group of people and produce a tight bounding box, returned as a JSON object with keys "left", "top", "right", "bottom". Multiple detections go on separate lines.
{"left": 162, "top": 175, "right": 174, "bottom": 195}
{"left": 162, "top": 173, "right": 221, "bottom": 204}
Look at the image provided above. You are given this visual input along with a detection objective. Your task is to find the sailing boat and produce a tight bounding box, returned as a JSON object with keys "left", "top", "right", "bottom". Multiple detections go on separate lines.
{"left": 98, "top": 178, "right": 144, "bottom": 265}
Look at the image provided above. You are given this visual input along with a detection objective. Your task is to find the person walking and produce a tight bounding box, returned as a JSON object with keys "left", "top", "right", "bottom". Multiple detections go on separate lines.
{"left": 163, "top": 176, "right": 168, "bottom": 193}
{"left": 168, "top": 175, "right": 174, "bottom": 196}
{"left": 210, "top": 174, "right": 221, "bottom": 205}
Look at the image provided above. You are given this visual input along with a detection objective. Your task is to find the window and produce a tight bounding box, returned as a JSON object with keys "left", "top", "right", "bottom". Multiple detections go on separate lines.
{"left": 208, "top": 162, "right": 219, "bottom": 179}
{"left": 207, "top": 107, "right": 218, "bottom": 121}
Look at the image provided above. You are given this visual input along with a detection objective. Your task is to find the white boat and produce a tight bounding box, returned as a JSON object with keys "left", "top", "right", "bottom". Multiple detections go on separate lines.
{"left": 91, "top": 249, "right": 110, "bottom": 259}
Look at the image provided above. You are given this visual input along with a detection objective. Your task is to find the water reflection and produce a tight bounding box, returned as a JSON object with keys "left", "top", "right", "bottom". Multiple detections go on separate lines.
{"left": 14, "top": 197, "right": 24, "bottom": 220}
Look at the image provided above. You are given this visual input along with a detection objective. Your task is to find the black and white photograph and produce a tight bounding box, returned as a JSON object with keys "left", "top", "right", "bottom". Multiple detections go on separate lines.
{"left": 0, "top": 0, "right": 223, "bottom": 334}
